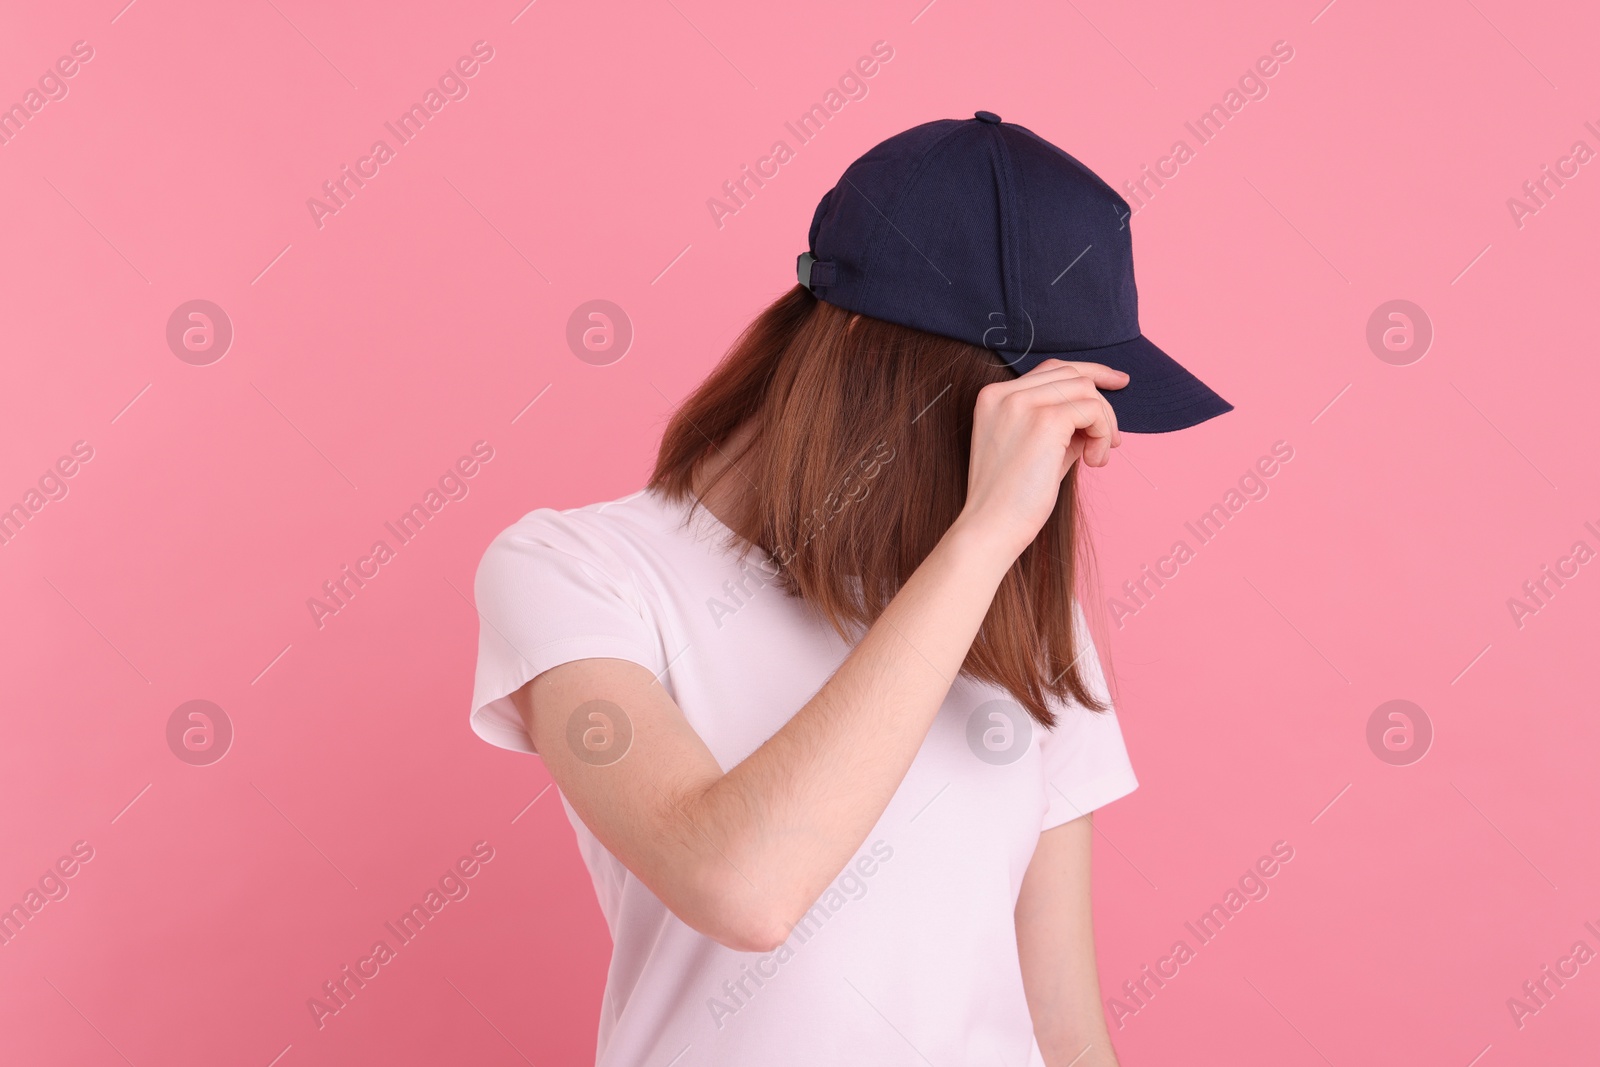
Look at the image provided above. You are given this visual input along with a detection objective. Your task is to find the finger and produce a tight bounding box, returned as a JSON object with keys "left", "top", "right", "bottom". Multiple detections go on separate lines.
{"left": 1009, "top": 381, "right": 1118, "bottom": 468}
{"left": 1020, "top": 358, "right": 1130, "bottom": 391}
{"left": 1061, "top": 384, "right": 1120, "bottom": 451}
{"left": 1095, "top": 398, "right": 1120, "bottom": 464}
{"left": 1098, "top": 394, "right": 1122, "bottom": 460}
{"left": 1043, "top": 379, "right": 1122, "bottom": 448}
{"left": 977, "top": 363, "right": 1126, "bottom": 414}
{"left": 1080, "top": 401, "right": 1114, "bottom": 467}
{"left": 1012, "top": 377, "right": 1118, "bottom": 444}
{"left": 1068, "top": 394, "right": 1118, "bottom": 467}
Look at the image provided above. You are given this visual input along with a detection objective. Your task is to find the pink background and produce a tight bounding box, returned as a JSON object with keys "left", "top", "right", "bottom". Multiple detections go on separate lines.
{"left": 4, "top": 0, "right": 1597, "bottom": 1063}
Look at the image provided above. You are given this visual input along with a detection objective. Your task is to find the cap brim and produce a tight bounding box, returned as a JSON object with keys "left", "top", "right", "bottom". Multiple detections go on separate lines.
{"left": 1005, "top": 334, "right": 1232, "bottom": 433}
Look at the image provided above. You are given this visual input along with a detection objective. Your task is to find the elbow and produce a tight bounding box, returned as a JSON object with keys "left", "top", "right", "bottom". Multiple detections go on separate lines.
{"left": 713, "top": 918, "right": 790, "bottom": 955}
{"left": 688, "top": 866, "right": 793, "bottom": 954}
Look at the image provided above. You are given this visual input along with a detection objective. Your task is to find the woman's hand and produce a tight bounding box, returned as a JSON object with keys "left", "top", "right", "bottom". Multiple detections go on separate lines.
{"left": 508, "top": 366, "right": 1124, "bottom": 955}
{"left": 954, "top": 359, "right": 1127, "bottom": 561}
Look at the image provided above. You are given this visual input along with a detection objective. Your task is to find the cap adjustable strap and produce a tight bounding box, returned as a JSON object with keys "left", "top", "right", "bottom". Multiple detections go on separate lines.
{"left": 797, "top": 252, "right": 837, "bottom": 291}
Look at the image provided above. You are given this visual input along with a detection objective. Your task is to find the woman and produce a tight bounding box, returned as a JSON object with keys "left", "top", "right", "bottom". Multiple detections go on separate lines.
{"left": 470, "top": 112, "right": 1230, "bottom": 1066}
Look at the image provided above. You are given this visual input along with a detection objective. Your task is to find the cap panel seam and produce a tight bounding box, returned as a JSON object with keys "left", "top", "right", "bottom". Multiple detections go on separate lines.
{"left": 1012, "top": 128, "right": 1143, "bottom": 327}
{"left": 1009, "top": 124, "right": 1130, "bottom": 212}
{"left": 855, "top": 121, "right": 972, "bottom": 311}
{"left": 988, "top": 124, "right": 1027, "bottom": 353}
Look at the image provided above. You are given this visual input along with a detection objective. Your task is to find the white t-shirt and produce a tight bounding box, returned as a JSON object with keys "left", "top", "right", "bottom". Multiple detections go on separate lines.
{"left": 470, "top": 487, "right": 1138, "bottom": 1067}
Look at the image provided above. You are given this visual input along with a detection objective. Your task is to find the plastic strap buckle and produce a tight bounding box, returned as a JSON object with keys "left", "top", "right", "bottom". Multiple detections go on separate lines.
{"left": 797, "top": 252, "right": 836, "bottom": 290}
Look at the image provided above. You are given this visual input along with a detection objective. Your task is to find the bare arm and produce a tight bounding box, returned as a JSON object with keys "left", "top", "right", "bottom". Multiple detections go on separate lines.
{"left": 514, "top": 360, "right": 1126, "bottom": 951}
{"left": 518, "top": 515, "right": 1010, "bottom": 950}
{"left": 1016, "top": 815, "right": 1121, "bottom": 1067}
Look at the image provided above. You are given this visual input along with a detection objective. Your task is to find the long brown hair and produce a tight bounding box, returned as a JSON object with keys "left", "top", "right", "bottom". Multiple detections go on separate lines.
{"left": 648, "top": 285, "right": 1106, "bottom": 727}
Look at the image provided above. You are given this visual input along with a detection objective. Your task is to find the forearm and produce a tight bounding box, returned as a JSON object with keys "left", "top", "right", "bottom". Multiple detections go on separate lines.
{"left": 1025, "top": 939, "right": 1119, "bottom": 1067}
{"left": 688, "top": 514, "right": 1014, "bottom": 935}
{"left": 1037, "top": 1023, "right": 1119, "bottom": 1067}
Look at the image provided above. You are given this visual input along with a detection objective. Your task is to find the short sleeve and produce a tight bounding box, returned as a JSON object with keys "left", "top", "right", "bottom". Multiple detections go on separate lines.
{"left": 1037, "top": 602, "right": 1138, "bottom": 829}
{"left": 469, "top": 510, "right": 668, "bottom": 754}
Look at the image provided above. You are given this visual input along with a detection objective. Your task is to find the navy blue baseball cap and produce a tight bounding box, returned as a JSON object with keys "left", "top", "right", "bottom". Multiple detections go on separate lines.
{"left": 797, "top": 111, "right": 1232, "bottom": 433}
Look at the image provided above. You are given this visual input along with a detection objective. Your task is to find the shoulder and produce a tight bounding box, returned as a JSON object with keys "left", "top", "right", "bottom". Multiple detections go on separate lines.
{"left": 475, "top": 488, "right": 669, "bottom": 591}
{"left": 487, "top": 488, "right": 661, "bottom": 550}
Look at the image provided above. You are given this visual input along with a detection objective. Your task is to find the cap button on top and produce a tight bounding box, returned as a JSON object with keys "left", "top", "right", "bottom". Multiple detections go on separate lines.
{"left": 974, "top": 110, "right": 1001, "bottom": 124}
